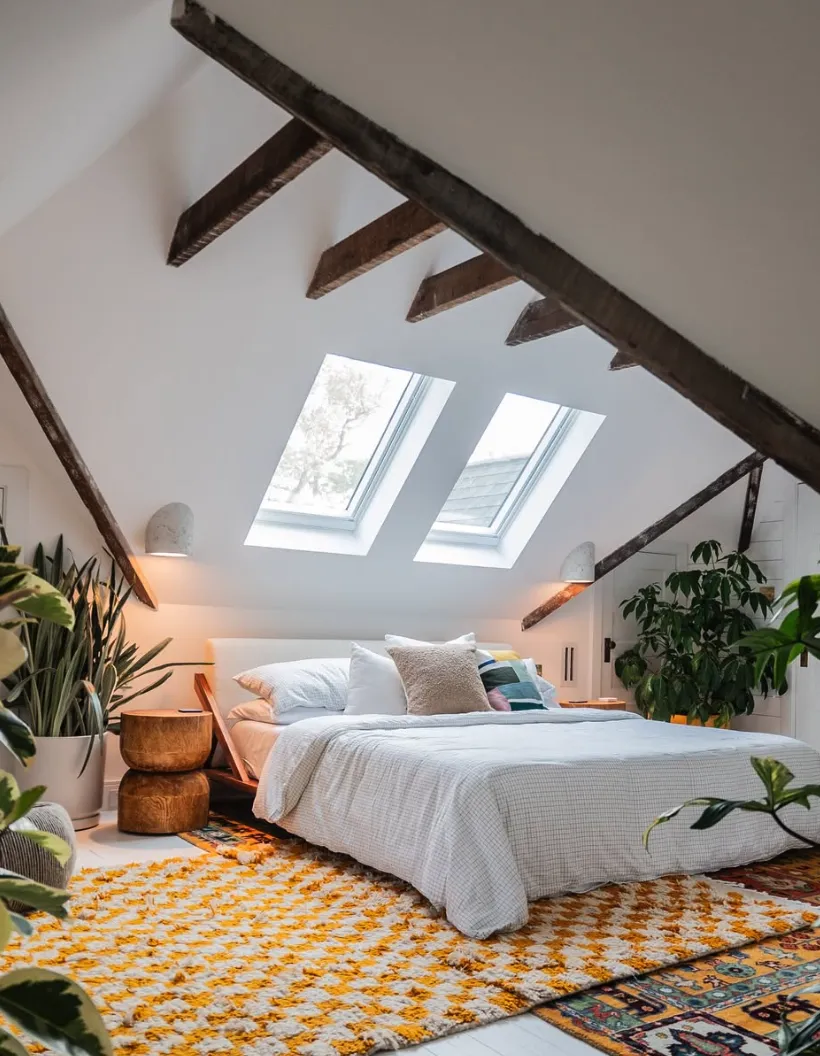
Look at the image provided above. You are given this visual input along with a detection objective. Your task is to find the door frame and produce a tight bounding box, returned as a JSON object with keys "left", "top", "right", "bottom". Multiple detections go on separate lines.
{"left": 591, "top": 542, "right": 689, "bottom": 700}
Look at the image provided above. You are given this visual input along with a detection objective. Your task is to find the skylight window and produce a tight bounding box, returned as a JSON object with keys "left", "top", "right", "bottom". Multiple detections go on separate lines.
{"left": 433, "top": 394, "right": 576, "bottom": 539}
{"left": 417, "top": 393, "right": 604, "bottom": 568}
{"left": 259, "top": 355, "right": 429, "bottom": 527}
{"left": 247, "top": 354, "right": 453, "bottom": 555}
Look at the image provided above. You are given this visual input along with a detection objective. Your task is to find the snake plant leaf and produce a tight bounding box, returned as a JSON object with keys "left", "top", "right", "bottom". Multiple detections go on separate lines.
{"left": 0, "top": 708, "right": 35, "bottom": 766}
{"left": 0, "top": 1027, "right": 28, "bottom": 1056}
{"left": 0, "top": 872, "right": 69, "bottom": 918}
{"left": 0, "top": 631, "right": 27, "bottom": 681}
{"left": 12, "top": 829, "right": 73, "bottom": 867}
{"left": 0, "top": 968, "right": 113, "bottom": 1056}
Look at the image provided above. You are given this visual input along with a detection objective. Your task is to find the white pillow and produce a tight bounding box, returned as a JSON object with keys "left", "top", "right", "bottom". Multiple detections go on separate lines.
{"left": 345, "top": 643, "right": 407, "bottom": 716}
{"left": 535, "top": 673, "right": 560, "bottom": 709}
{"left": 384, "top": 632, "right": 476, "bottom": 649}
{"left": 229, "top": 701, "right": 342, "bottom": 725}
{"left": 233, "top": 657, "right": 350, "bottom": 717}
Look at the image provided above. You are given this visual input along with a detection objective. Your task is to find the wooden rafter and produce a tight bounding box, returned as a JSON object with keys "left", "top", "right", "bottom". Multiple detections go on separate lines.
{"left": 307, "top": 200, "right": 445, "bottom": 298}
{"left": 505, "top": 297, "right": 581, "bottom": 346}
{"left": 167, "top": 118, "right": 331, "bottom": 266}
{"left": 170, "top": 0, "right": 820, "bottom": 493}
{"left": 609, "top": 350, "right": 637, "bottom": 371}
{"left": 0, "top": 306, "right": 157, "bottom": 609}
{"left": 738, "top": 461, "right": 764, "bottom": 553}
{"left": 407, "top": 253, "right": 516, "bottom": 322}
{"left": 521, "top": 452, "right": 766, "bottom": 630}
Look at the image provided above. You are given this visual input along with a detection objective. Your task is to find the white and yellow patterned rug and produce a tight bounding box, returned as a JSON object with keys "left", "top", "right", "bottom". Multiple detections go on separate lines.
{"left": 5, "top": 843, "right": 817, "bottom": 1055}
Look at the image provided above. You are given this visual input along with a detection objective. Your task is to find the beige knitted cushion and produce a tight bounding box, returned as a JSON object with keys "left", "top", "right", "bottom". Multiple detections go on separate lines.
{"left": 386, "top": 644, "right": 492, "bottom": 716}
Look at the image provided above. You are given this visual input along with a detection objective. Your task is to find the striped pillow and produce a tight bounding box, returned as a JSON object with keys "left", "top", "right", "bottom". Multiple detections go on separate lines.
{"left": 477, "top": 657, "right": 545, "bottom": 711}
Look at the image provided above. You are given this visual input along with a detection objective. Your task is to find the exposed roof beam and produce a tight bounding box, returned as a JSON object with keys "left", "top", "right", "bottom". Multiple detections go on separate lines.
{"left": 170, "top": 0, "right": 820, "bottom": 493}
{"left": 522, "top": 452, "right": 765, "bottom": 630}
{"left": 0, "top": 306, "right": 157, "bottom": 609}
{"left": 167, "top": 118, "right": 331, "bottom": 266}
{"left": 307, "top": 201, "right": 445, "bottom": 298}
{"left": 407, "top": 253, "right": 517, "bottom": 322}
{"left": 609, "top": 350, "right": 637, "bottom": 371}
{"left": 505, "top": 297, "right": 581, "bottom": 346}
{"left": 738, "top": 461, "right": 764, "bottom": 553}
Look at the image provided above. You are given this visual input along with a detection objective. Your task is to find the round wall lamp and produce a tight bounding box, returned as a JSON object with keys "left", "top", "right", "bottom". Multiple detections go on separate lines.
{"left": 145, "top": 502, "right": 193, "bottom": 557}
{"left": 559, "top": 540, "right": 595, "bottom": 583}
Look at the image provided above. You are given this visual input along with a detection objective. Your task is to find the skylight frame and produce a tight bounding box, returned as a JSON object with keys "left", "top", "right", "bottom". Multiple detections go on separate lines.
{"left": 256, "top": 370, "right": 432, "bottom": 534}
{"left": 427, "top": 405, "right": 580, "bottom": 548}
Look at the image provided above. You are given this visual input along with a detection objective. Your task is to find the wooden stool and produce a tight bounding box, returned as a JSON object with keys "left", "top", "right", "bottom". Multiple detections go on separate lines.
{"left": 118, "top": 709, "right": 212, "bottom": 834}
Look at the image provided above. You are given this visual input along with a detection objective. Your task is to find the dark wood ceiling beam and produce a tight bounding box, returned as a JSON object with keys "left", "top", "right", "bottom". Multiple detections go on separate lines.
{"left": 167, "top": 118, "right": 331, "bottom": 266}
{"left": 738, "top": 461, "right": 764, "bottom": 553}
{"left": 609, "top": 350, "right": 637, "bottom": 370}
{"left": 522, "top": 452, "right": 765, "bottom": 630}
{"left": 0, "top": 306, "right": 158, "bottom": 609}
{"left": 170, "top": 0, "right": 820, "bottom": 493}
{"left": 407, "top": 253, "right": 517, "bottom": 322}
{"left": 505, "top": 297, "right": 581, "bottom": 345}
{"left": 307, "top": 200, "right": 445, "bottom": 298}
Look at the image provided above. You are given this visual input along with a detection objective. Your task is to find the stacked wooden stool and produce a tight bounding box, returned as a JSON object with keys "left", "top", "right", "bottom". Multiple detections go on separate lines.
{"left": 118, "top": 709, "right": 212, "bottom": 834}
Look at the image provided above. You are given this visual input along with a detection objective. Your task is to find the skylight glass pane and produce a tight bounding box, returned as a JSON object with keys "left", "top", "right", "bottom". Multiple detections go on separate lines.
{"left": 435, "top": 394, "right": 560, "bottom": 529}
{"left": 262, "top": 355, "right": 415, "bottom": 516}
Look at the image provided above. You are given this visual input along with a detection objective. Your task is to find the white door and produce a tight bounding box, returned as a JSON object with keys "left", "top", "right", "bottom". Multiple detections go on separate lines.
{"left": 793, "top": 485, "right": 820, "bottom": 748}
{"left": 597, "top": 548, "right": 685, "bottom": 703}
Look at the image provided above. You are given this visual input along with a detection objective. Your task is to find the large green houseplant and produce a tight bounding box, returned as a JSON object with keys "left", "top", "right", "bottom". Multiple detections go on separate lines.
{"left": 615, "top": 540, "right": 779, "bottom": 727}
{"left": 0, "top": 541, "right": 111, "bottom": 1054}
{"left": 644, "top": 573, "right": 820, "bottom": 1055}
{"left": 1, "top": 538, "right": 201, "bottom": 830}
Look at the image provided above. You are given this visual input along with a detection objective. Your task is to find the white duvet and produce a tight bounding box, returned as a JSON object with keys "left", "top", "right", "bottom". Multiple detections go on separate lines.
{"left": 253, "top": 710, "right": 820, "bottom": 938}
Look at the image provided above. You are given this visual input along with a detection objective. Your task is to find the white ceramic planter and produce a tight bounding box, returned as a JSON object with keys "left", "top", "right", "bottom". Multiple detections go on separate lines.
{"left": 7, "top": 735, "right": 104, "bottom": 831}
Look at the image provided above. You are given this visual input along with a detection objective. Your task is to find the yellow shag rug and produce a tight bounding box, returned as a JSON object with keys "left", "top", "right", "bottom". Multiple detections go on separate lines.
{"left": 6, "top": 842, "right": 818, "bottom": 1056}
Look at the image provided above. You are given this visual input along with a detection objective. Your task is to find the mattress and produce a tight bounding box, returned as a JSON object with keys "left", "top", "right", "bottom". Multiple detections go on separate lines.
{"left": 230, "top": 720, "right": 285, "bottom": 780}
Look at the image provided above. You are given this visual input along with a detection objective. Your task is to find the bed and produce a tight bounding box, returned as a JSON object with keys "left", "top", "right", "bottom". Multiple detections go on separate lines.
{"left": 202, "top": 638, "right": 820, "bottom": 939}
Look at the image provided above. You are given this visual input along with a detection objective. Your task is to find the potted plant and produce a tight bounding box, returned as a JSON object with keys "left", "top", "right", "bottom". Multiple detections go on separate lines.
{"left": 1, "top": 538, "right": 202, "bottom": 830}
{"left": 615, "top": 540, "right": 780, "bottom": 728}
{"left": 0, "top": 537, "right": 112, "bottom": 1054}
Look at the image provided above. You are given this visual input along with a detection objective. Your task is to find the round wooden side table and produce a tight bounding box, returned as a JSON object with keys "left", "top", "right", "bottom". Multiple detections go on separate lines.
{"left": 118, "top": 709, "right": 212, "bottom": 835}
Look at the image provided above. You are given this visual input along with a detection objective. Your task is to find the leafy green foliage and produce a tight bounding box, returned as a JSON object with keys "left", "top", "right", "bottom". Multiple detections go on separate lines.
{"left": 2, "top": 538, "right": 202, "bottom": 741}
{"left": 740, "top": 575, "right": 820, "bottom": 689}
{"left": 644, "top": 756, "right": 820, "bottom": 850}
{"left": 643, "top": 754, "right": 820, "bottom": 1054}
{"left": 614, "top": 540, "right": 777, "bottom": 725}
{"left": 0, "top": 527, "right": 111, "bottom": 1053}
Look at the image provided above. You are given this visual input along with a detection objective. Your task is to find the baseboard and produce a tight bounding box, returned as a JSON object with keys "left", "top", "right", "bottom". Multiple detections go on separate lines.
{"left": 103, "top": 780, "right": 120, "bottom": 813}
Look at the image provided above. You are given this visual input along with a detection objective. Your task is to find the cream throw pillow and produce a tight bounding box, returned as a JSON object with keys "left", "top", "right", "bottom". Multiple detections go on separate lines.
{"left": 386, "top": 644, "right": 492, "bottom": 716}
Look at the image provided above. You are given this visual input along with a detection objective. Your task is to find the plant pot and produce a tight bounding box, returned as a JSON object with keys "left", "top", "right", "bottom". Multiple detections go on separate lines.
{"left": 670, "top": 714, "right": 727, "bottom": 729}
{"left": 4, "top": 735, "right": 104, "bottom": 831}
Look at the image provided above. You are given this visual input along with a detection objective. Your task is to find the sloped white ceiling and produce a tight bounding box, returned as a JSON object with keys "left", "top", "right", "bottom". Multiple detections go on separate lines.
{"left": 0, "top": 59, "right": 757, "bottom": 620}
{"left": 201, "top": 0, "right": 820, "bottom": 436}
{"left": 0, "top": 0, "right": 200, "bottom": 238}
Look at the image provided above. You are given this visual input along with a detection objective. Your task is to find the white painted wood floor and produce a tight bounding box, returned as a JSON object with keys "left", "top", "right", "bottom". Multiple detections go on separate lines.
{"left": 77, "top": 813, "right": 600, "bottom": 1056}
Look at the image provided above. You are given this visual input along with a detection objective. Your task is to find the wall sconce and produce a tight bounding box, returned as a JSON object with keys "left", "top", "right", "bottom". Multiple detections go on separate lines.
{"left": 145, "top": 503, "right": 193, "bottom": 557}
{"left": 559, "top": 541, "right": 595, "bottom": 583}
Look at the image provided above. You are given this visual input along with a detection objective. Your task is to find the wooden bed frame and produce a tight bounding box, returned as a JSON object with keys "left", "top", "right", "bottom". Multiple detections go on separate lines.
{"left": 194, "top": 672, "right": 259, "bottom": 795}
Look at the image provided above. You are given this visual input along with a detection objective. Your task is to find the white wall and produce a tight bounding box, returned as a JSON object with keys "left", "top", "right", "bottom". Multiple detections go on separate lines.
{"left": 0, "top": 57, "right": 767, "bottom": 778}
{"left": 205, "top": 0, "right": 820, "bottom": 437}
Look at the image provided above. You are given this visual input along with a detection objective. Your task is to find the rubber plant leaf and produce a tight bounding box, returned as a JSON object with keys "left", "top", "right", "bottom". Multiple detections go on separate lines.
{"left": 0, "top": 707, "right": 35, "bottom": 765}
{"left": 0, "top": 872, "right": 70, "bottom": 918}
{"left": 0, "top": 1027, "right": 28, "bottom": 1056}
{"left": 0, "top": 968, "right": 113, "bottom": 1056}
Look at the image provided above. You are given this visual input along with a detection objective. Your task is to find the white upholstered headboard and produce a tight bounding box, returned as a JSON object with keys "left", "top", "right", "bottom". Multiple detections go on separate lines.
{"left": 205, "top": 638, "right": 514, "bottom": 720}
